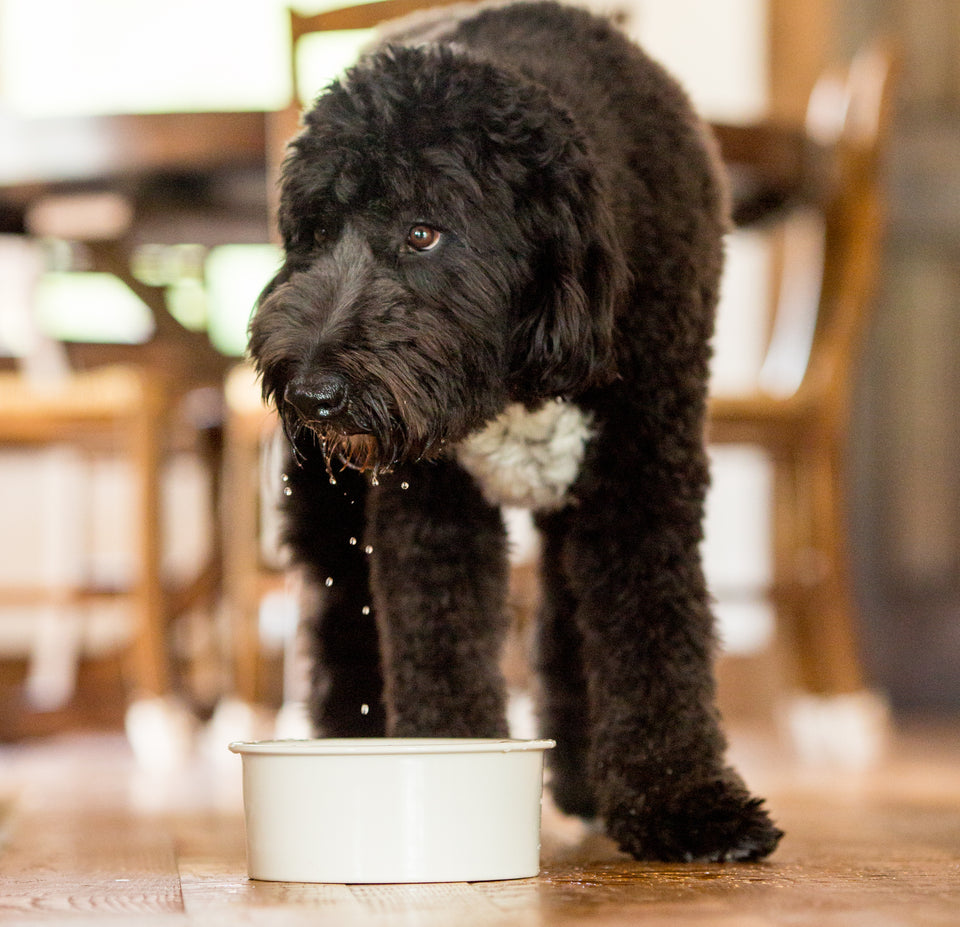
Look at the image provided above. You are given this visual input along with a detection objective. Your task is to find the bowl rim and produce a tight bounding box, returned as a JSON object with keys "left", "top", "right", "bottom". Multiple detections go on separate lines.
{"left": 228, "top": 737, "right": 556, "bottom": 756}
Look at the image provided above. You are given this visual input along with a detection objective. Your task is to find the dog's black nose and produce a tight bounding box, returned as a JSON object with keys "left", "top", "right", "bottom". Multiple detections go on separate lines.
{"left": 284, "top": 374, "right": 348, "bottom": 422}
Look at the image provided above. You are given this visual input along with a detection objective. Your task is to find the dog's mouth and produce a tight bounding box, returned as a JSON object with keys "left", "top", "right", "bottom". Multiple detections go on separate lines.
{"left": 277, "top": 376, "right": 452, "bottom": 481}
{"left": 282, "top": 409, "right": 382, "bottom": 475}
{"left": 280, "top": 398, "right": 430, "bottom": 482}
{"left": 317, "top": 431, "right": 381, "bottom": 476}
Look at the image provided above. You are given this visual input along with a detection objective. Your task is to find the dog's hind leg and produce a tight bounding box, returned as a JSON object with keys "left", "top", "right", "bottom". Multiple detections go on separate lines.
{"left": 367, "top": 459, "right": 511, "bottom": 738}
{"left": 282, "top": 456, "right": 386, "bottom": 736}
{"left": 534, "top": 509, "right": 597, "bottom": 819}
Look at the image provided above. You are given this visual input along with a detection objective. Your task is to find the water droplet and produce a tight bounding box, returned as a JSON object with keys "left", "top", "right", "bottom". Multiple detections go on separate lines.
{"left": 401, "top": 481, "right": 409, "bottom": 490}
{"left": 361, "top": 605, "right": 371, "bottom": 615}
{"left": 364, "top": 545, "right": 373, "bottom": 555}
{"left": 281, "top": 473, "right": 290, "bottom": 482}
{"left": 349, "top": 537, "right": 357, "bottom": 546}
{"left": 371, "top": 475, "right": 380, "bottom": 487}
{"left": 360, "top": 703, "right": 369, "bottom": 715}
{"left": 325, "top": 576, "right": 334, "bottom": 587}
{"left": 283, "top": 486, "right": 293, "bottom": 496}
{"left": 329, "top": 475, "right": 337, "bottom": 485}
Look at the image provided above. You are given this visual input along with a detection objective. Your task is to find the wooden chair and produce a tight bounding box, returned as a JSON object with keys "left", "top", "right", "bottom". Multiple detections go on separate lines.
{"left": 0, "top": 212, "right": 226, "bottom": 745}
{"left": 0, "top": 364, "right": 169, "bottom": 709}
{"left": 708, "top": 41, "right": 899, "bottom": 703}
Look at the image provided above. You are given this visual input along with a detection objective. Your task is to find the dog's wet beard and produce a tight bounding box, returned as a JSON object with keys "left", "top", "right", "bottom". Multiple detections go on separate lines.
{"left": 282, "top": 412, "right": 383, "bottom": 476}
{"left": 319, "top": 433, "right": 380, "bottom": 477}
{"left": 280, "top": 406, "right": 445, "bottom": 481}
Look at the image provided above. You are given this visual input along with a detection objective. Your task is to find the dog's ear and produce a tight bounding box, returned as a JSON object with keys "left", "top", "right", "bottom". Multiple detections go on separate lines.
{"left": 507, "top": 109, "right": 628, "bottom": 402}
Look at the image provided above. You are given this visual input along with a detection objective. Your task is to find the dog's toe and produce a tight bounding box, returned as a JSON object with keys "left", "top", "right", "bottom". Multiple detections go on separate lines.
{"left": 604, "top": 773, "right": 783, "bottom": 863}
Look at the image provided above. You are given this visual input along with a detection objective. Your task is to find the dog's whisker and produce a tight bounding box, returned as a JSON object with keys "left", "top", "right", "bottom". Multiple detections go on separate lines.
{"left": 281, "top": 410, "right": 313, "bottom": 469}
{"left": 321, "top": 444, "right": 339, "bottom": 485}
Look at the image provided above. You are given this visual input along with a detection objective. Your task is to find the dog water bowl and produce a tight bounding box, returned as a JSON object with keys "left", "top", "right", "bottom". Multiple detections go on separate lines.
{"left": 229, "top": 737, "right": 555, "bottom": 883}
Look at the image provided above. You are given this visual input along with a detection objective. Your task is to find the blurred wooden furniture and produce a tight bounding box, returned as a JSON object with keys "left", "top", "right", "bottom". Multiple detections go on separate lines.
{"left": 0, "top": 113, "right": 270, "bottom": 720}
{"left": 0, "top": 365, "right": 168, "bottom": 702}
{"left": 222, "top": 364, "right": 283, "bottom": 704}
{"left": 709, "top": 41, "right": 899, "bottom": 696}
{"left": 0, "top": 111, "right": 269, "bottom": 370}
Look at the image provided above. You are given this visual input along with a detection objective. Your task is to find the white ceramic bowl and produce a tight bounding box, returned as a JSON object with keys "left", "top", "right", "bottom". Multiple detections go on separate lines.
{"left": 229, "top": 737, "right": 555, "bottom": 883}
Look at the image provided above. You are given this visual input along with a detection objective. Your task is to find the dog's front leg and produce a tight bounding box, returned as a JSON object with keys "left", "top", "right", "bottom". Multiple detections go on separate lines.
{"left": 565, "top": 486, "right": 782, "bottom": 862}
{"left": 366, "top": 459, "right": 511, "bottom": 737}
{"left": 282, "top": 457, "right": 386, "bottom": 736}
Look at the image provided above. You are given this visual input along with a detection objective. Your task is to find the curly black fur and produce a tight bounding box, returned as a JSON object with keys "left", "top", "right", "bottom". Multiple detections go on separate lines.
{"left": 249, "top": 0, "right": 782, "bottom": 862}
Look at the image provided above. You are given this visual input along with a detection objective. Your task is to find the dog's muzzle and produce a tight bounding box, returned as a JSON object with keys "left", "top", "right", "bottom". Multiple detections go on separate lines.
{"left": 281, "top": 372, "right": 390, "bottom": 473}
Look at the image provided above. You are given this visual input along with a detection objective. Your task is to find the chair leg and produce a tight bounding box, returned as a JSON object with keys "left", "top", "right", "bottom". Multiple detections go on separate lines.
{"left": 776, "top": 443, "right": 864, "bottom": 695}
{"left": 801, "top": 445, "right": 864, "bottom": 694}
{"left": 771, "top": 445, "right": 889, "bottom": 768}
{"left": 223, "top": 417, "right": 266, "bottom": 704}
{"left": 769, "top": 450, "right": 806, "bottom": 687}
{"left": 128, "top": 381, "right": 170, "bottom": 698}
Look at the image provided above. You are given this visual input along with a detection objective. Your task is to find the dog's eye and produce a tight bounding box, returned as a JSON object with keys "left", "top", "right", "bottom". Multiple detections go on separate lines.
{"left": 314, "top": 226, "right": 334, "bottom": 248}
{"left": 405, "top": 225, "right": 441, "bottom": 252}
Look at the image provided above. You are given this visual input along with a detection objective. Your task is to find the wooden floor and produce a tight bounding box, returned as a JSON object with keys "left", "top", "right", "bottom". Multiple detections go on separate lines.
{"left": 2, "top": 720, "right": 959, "bottom": 925}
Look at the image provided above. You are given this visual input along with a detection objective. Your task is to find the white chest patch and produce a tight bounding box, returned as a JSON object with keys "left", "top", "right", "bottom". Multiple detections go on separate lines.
{"left": 456, "top": 400, "right": 594, "bottom": 511}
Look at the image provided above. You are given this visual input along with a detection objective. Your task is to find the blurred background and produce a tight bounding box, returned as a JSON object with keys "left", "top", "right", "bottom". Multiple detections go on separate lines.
{"left": 0, "top": 0, "right": 957, "bottom": 755}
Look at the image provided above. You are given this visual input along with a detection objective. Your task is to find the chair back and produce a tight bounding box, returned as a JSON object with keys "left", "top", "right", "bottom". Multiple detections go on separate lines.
{"left": 290, "top": 0, "right": 471, "bottom": 50}
{"left": 761, "top": 41, "right": 899, "bottom": 422}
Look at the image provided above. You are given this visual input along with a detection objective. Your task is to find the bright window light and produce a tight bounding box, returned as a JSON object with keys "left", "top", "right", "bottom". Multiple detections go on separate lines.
{"left": 296, "top": 29, "right": 375, "bottom": 103}
{"left": 205, "top": 243, "right": 282, "bottom": 357}
{"left": 626, "top": 0, "right": 768, "bottom": 122}
{"left": 0, "top": 0, "right": 292, "bottom": 116}
{"left": 35, "top": 272, "right": 155, "bottom": 344}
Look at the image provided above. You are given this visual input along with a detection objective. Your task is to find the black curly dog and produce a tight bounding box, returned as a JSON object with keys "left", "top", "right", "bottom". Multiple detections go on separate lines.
{"left": 250, "top": 0, "right": 782, "bottom": 862}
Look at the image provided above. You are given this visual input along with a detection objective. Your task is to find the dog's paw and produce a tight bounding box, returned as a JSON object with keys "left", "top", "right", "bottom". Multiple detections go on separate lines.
{"left": 604, "top": 774, "right": 783, "bottom": 863}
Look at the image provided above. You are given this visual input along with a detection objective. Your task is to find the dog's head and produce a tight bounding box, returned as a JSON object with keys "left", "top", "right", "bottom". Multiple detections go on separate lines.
{"left": 249, "top": 43, "right": 627, "bottom": 474}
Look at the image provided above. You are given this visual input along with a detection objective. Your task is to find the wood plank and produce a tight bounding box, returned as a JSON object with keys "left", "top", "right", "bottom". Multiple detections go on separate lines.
{"left": 0, "top": 811, "right": 183, "bottom": 917}
{"left": 175, "top": 814, "right": 363, "bottom": 920}
{"left": 291, "top": 0, "right": 470, "bottom": 39}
